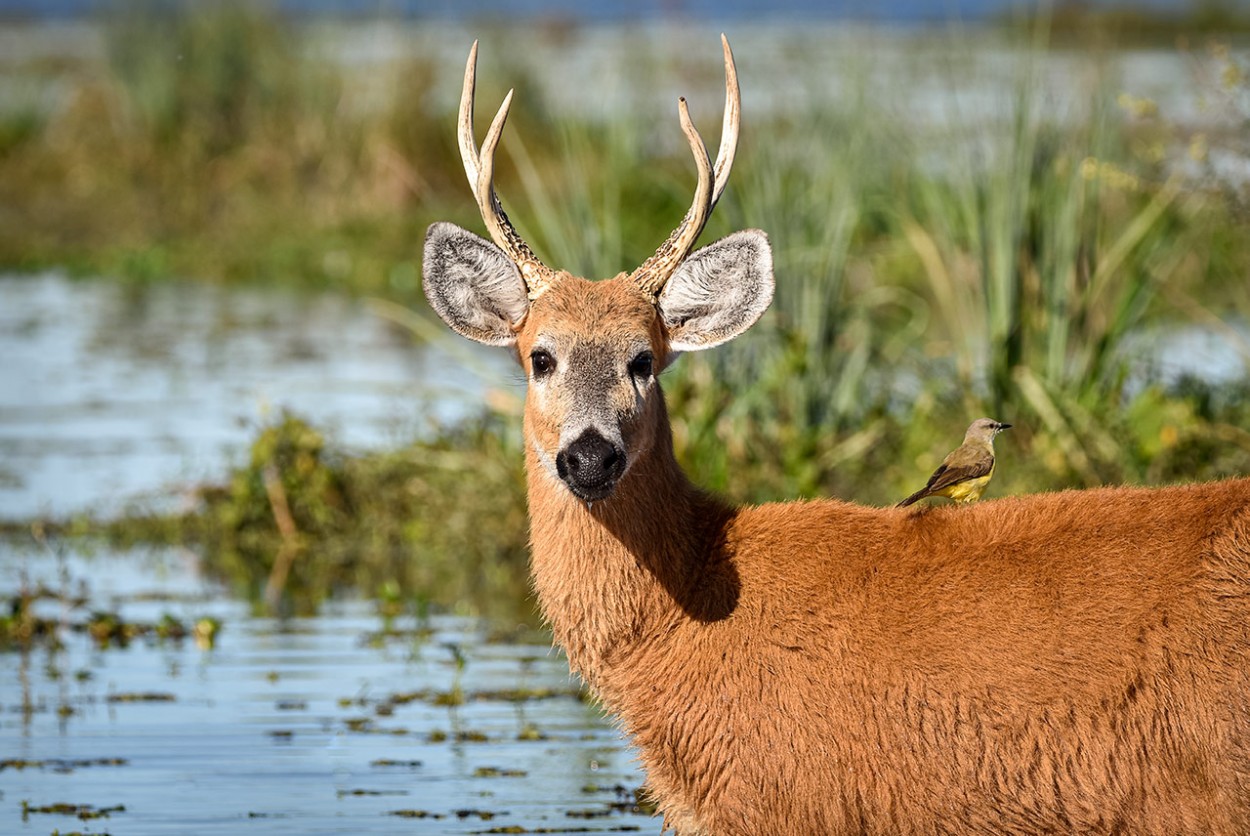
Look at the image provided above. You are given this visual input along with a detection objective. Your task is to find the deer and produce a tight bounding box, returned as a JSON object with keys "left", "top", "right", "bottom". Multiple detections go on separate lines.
{"left": 422, "top": 36, "right": 1250, "bottom": 835}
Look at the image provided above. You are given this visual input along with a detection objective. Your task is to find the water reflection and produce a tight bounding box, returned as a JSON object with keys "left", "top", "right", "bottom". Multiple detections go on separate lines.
{"left": 0, "top": 545, "right": 653, "bottom": 834}
{"left": 0, "top": 272, "right": 510, "bottom": 521}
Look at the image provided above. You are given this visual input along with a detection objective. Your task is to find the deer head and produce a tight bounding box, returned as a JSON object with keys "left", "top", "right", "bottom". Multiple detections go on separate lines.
{"left": 423, "top": 36, "right": 774, "bottom": 503}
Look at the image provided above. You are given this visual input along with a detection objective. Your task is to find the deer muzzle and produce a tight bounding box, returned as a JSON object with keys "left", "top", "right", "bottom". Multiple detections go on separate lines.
{"left": 556, "top": 429, "right": 627, "bottom": 502}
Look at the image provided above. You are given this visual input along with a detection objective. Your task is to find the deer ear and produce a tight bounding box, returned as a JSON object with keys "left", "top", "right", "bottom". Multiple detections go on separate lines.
{"left": 657, "top": 229, "right": 773, "bottom": 351}
{"left": 423, "top": 222, "right": 530, "bottom": 346}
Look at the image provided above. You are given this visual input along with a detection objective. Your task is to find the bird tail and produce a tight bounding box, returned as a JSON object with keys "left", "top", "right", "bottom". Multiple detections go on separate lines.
{"left": 896, "top": 490, "right": 927, "bottom": 508}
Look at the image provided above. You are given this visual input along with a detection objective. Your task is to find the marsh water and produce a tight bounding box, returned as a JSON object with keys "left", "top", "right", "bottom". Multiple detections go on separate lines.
{"left": 0, "top": 271, "right": 514, "bottom": 522}
{"left": 1, "top": 546, "right": 652, "bottom": 834}
{"left": 0, "top": 272, "right": 652, "bottom": 834}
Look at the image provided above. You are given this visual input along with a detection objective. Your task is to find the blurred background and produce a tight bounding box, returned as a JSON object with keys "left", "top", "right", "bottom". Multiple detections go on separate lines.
{"left": 2, "top": 0, "right": 1250, "bottom": 831}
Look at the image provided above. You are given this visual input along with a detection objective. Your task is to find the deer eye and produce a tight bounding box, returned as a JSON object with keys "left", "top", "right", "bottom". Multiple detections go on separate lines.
{"left": 628, "top": 351, "right": 654, "bottom": 380}
{"left": 530, "top": 350, "right": 556, "bottom": 378}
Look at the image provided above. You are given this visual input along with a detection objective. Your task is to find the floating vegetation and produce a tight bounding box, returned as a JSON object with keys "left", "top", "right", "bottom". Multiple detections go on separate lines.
{"left": 473, "top": 766, "right": 528, "bottom": 778}
{"left": 470, "top": 826, "right": 643, "bottom": 834}
{"left": 516, "top": 723, "right": 547, "bottom": 741}
{"left": 575, "top": 785, "right": 660, "bottom": 818}
{"left": 337, "top": 788, "right": 408, "bottom": 798}
{"left": 433, "top": 687, "right": 465, "bottom": 707}
{"left": 1, "top": 586, "right": 69, "bottom": 648}
{"left": 359, "top": 685, "right": 584, "bottom": 715}
{"left": 476, "top": 687, "right": 586, "bottom": 703}
{"left": 106, "top": 692, "right": 176, "bottom": 703}
{"left": 0, "top": 758, "right": 128, "bottom": 773}
{"left": 369, "top": 759, "right": 423, "bottom": 769}
{"left": 388, "top": 809, "right": 444, "bottom": 819}
{"left": 0, "top": 586, "right": 222, "bottom": 653}
{"left": 193, "top": 617, "right": 222, "bottom": 650}
{"left": 419, "top": 729, "right": 492, "bottom": 744}
{"left": 20, "top": 801, "right": 125, "bottom": 821}
{"left": 86, "top": 612, "right": 140, "bottom": 647}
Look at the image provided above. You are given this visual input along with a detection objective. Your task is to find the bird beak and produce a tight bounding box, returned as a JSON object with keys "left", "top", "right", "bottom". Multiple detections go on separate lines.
{"left": 997, "top": 422, "right": 1012, "bottom": 431}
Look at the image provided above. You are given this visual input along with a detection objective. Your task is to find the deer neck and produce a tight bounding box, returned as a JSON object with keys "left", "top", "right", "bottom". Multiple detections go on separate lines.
{"left": 524, "top": 393, "right": 734, "bottom": 691}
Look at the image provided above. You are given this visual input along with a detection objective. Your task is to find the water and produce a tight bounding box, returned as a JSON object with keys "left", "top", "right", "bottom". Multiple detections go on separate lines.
{"left": 0, "top": 271, "right": 513, "bottom": 521}
{"left": 0, "top": 548, "right": 653, "bottom": 835}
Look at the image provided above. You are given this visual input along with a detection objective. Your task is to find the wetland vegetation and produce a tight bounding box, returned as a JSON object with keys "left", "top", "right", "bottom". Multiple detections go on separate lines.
{"left": 3, "top": 4, "right": 1250, "bottom": 613}
{"left": 4, "top": 5, "right": 1250, "bottom": 834}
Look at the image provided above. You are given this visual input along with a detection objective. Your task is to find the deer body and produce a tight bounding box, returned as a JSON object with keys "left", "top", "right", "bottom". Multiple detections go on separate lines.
{"left": 529, "top": 410, "right": 1250, "bottom": 832}
{"left": 423, "top": 39, "right": 1250, "bottom": 834}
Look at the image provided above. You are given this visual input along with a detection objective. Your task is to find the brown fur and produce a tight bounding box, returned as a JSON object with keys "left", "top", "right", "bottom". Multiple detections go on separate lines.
{"left": 514, "top": 278, "right": 1250, "bottom": 835}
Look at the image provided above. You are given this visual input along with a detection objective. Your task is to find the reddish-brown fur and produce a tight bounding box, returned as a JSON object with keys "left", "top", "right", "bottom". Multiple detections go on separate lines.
{"left": 515, "top": 277, "right": 1250, "bottom": 835}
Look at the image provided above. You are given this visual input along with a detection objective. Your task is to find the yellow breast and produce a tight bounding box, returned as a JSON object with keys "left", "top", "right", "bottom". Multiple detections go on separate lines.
{"left": 937, "top": 474, "right": 992, "bottom": 503}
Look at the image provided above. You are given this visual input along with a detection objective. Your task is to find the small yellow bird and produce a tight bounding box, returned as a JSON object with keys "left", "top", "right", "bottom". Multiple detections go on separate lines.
{"left": 897, "top": 418, "right": 1011, "bottom": 508}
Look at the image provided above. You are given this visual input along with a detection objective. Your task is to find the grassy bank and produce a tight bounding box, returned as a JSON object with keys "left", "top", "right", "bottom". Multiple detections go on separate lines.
{"left": 4, "top": 7, "right": 1250, "bottom": 613}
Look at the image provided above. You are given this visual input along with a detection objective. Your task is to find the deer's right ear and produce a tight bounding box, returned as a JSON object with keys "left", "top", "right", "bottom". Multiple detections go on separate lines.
{"left": 422, "top": 222, "right": 530, "bottom": 346}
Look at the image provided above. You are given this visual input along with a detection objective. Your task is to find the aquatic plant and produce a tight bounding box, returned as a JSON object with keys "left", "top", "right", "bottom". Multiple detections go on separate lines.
{"left": 5, "top": 9, "right": 1250, "bottom": 613}
{"left": 102, "top": 411, "right": 532, "bottom": 617}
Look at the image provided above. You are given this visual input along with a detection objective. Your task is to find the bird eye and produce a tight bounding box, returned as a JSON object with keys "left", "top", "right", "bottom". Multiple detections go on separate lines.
{"left": 628, "top": 351, "right": 654, "bottom": 379}
{"left": 530, "top": 350, "right": 555, "bottom": 378}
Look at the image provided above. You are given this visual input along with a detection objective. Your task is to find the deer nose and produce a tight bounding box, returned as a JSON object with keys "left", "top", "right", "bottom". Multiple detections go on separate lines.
{"left": 556, "top": 429, "right": 627, "bottom": 501}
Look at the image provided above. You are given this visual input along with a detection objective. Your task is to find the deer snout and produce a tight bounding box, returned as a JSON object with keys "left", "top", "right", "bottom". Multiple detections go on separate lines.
{"left": 556, "top": 429, "right": 626, "bottom": 502}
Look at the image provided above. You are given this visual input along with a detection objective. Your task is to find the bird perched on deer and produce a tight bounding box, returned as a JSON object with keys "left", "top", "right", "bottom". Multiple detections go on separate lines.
{"left": 898, "top": 417, "right": 1011, "bottom": 507}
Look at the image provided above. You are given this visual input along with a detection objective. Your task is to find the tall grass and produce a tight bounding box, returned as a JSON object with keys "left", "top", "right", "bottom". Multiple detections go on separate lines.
{"left": 7, "top": 7, "right": 1250, "bottom": 610}
{"left": 495, "top": 26, "right": 1250, "bottom": 503}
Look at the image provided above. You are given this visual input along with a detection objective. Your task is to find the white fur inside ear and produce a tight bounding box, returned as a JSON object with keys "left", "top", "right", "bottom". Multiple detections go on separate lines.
{"left": 422, "top": 222, "right": 530, "bottom": 346}
{"left": 658, "top": 229, "right": 774, "bottom": 351}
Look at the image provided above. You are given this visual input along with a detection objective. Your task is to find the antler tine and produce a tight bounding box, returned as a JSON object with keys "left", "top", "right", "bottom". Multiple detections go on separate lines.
{"left": 631, "top": 100, "right": 714, "bottom": 297}
{"left": 458, "top": 41, "right": 482, "bottom": 174}
{"left": 711, "top": 33, "right": 741, "bottom": 207}
{"left": 631, "top": 35, "right": 741, "bottom": 299}
{"left": 458, "top": 41, "right": 553, "bottom": 299}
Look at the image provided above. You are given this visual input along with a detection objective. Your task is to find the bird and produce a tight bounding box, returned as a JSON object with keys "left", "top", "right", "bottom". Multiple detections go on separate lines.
{"left": 897, "top": 418, "right": 1012, "bottom": 508}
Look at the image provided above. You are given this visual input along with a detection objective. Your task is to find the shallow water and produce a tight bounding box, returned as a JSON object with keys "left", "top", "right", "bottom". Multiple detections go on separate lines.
{"left": 0, "top": 271, "right": 511, "bottom": 521}
{"left": 0, "top": 546, "right": 654, "bottom": 835}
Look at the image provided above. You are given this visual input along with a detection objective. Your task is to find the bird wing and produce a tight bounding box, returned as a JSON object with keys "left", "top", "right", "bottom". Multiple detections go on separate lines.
{"left": 924, "top": 448, "right": 994, "bottom": 494}
{"left": 897, "top": 447, "right": 995, "bottom": 507}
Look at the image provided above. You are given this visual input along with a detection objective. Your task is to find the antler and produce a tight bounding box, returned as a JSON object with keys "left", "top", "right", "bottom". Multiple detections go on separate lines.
{"left": 630, "top": 34, "right": 741, "bottom": 298}
{"left": 459, "top": 41, "right": 555, "bottom": 300}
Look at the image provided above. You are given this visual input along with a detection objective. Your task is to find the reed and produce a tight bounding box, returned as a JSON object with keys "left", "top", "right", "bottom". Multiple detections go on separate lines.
{"left": 6, "top": 7, "right": 1250, "bottom": 610}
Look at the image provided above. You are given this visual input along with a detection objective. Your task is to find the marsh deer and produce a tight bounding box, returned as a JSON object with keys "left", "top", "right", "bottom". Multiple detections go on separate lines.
{"left": 422, "top": 36, "right": 1250, "bottom": 835}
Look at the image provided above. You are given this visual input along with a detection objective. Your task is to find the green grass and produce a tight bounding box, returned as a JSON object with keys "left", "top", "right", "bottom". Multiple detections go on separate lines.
{"left": 5, "top": 7, "right": 1250, "bottom": 612}
{"left": 91, "top": 412, "right": 533, "bottom": 619}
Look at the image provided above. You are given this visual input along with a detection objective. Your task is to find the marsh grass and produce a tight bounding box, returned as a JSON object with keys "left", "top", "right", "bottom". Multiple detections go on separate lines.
{"left": 96, "top": 411, "right": 533, "bottom": 618}
{"left": 6, "top": 7, "right": 1250, "bottom": 610}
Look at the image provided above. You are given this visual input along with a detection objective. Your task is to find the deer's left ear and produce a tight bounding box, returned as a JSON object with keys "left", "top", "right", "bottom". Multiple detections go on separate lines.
{"left": 657, "top": 229, "right": 773, "bottom": 351}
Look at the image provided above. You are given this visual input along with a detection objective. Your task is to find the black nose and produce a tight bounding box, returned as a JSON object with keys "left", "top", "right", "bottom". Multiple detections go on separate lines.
{"left": 556, "top": 429, "right": 626, "bottom": 501}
